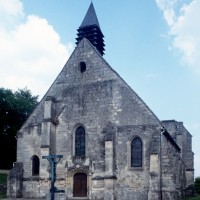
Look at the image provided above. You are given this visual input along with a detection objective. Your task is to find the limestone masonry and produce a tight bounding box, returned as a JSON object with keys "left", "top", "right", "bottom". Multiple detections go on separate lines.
{"left": 8, "top": 3, "right": 194, "bottom": 200}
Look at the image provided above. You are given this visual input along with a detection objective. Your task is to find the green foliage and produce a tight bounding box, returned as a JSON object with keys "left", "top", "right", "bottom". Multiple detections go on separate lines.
{"left": 195, "top": 177, "right": 200, "bottom": 194}
{"left": 184, "top": 195, "right": 200, "bottom": 200}
{"left": 0, "top": 173, "right": 7, "bottom": 184}
{"left": 0, "top": 87, "right": 38, "bottom": 137}
{"left": 0, "top": 173, "right": 7, "bottom": 199}
{"left": 0, "top": 87, "right": 38, "bottom": 169}
{"left": 0, "top": 193, "right": 7, "bottom": 199}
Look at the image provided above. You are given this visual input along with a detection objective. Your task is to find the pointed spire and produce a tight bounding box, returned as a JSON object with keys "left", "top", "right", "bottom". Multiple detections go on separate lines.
{"left": 80, "top": 2, "right": 100, "bottom": 28}
{"left": 76, "top": 2, "right": 105, "bottom": 56}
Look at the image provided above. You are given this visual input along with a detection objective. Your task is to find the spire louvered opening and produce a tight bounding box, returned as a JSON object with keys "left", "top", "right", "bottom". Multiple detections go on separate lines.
{"left": 76, "top": 3, "right": 105, "bottom": 56}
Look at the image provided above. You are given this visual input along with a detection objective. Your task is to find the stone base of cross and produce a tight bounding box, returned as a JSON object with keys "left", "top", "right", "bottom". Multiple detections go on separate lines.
{"left": 42, "top": 154, "right": 64, "bottom": 200}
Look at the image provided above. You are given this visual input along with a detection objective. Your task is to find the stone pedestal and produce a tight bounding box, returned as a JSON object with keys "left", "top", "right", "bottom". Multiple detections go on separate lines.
{"left": 7, "top": 162, "right": 23, "bottom": 198}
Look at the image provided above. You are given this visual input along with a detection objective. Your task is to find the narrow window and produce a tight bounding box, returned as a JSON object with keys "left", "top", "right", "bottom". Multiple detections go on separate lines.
{"left": 73, "top": 173, "right": 87, "bottom": 197}
{"left": 32, "top": 155, "right": 40, "bottom": 176}
{"left": 75, "top": 126, "right": 85, "bottom": 157}
{"left": 131, "top": 137, "right": 142, "bottom": 167}
{"left": 79, "top": 62, "right": 86, "bottom": 73}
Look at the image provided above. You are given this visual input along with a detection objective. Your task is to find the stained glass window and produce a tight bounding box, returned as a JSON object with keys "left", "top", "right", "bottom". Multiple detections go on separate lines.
{"left": 75, "top": 126, "right": 85, "bottom": 157}
{"left": 131, "top": 137, "right": 142, "bottom": 167}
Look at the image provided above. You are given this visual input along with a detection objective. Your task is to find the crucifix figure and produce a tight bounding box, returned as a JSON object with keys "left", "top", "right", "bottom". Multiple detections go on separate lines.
{"left": 42, "top": 154, "right": 64, "bottom": 200}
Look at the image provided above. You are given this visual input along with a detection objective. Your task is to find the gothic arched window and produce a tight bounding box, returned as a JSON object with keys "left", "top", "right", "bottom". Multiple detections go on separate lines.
{"left": 75, "top": 126, "right": 85, "bottom": 157}
{"left": 131, "top": 137, "right": 142, "bottom": 167}
{"left": 32, "top": 155, "right": 40, "bottom": 176}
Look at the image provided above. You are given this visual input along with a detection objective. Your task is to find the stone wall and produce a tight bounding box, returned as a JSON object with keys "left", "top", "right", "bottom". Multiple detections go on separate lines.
{"left": 162, "top": 120, "right": 194, "bottom": 187}
{"left": 10, "top": 38, "right": 193, "bottom": 200}
{"left": 114, "top": 125, "right": 160, "bottom": 200}
{"left": 161, "top": 131, "right": 186, "bottom": 200}
{"left": 7, "top": 162, "right": 23, "bottom": 198}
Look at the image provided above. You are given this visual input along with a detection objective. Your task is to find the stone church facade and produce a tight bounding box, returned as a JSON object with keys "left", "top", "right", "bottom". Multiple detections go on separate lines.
{"left": 8, "top": 3, "right": 194, "bottom": 200}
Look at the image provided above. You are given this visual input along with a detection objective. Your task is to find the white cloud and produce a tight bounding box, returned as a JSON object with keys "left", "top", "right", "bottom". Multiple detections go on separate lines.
{"left": 0, "top": 0, "right": 24, "bottom": 28}
{"left": 0, "top": 0, "right": 73, "bottom": 99}
{"left": 156, "top": 0, "right": 177, "bottom": 26}
{"left": 0, "top": 0, "right": 23, "bottom": 17}
{"left": 156, "top": 0, "right": 200, "bottom": 75}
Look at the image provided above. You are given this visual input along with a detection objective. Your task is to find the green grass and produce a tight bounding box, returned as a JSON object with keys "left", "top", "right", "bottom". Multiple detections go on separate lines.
{"left": 0, "top": 173, "right": 7, "bottom": 199}
{"left": 0, "top": 192, "right": 7, "bottom": 199}
{"left": 184, "top": 195, "right": 200, "bottom": 200}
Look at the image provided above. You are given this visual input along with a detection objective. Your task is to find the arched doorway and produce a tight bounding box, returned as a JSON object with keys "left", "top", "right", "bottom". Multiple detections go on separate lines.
{"left": 73, "top": 173, "right": 87, "bottom": 197}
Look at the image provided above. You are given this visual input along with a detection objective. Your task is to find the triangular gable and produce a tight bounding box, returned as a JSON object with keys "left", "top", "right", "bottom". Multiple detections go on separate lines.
{"left": 19, "top": 38, "right": 160, "bottom": 134}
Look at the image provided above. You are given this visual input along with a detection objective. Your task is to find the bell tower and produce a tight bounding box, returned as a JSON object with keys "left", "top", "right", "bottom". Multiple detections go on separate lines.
{"left": 76, "top": 3, "right": 105, "bottom": 56}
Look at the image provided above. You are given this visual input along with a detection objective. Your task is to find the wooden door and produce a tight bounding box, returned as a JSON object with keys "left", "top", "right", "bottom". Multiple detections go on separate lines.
{"left": 73, "top": 173, "right": 87, "bottom": 197}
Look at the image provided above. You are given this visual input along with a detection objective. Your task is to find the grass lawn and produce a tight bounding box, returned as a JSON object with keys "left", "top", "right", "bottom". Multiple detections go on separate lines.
{"left": 0, "top": 173, "right": 7, "bottom": 199}
{"left": 184, "top": 195, "right": 200, "bottom": 200}
{"left": 0, "top": 192, "right": 7, "bottom": 199}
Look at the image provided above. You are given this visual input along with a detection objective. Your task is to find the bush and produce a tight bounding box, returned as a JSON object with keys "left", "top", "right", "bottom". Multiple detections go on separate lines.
{"left": 0, "top": 173, "right": 7, "bottom": 199}
{"left": 195, "top": 177, "right": 200, "bottom": 194}
{"left": 0, "top": 173, "right": 7, "bottom": 184}
{"left": 184, "top": 194, "right": 200, "bottom": 200}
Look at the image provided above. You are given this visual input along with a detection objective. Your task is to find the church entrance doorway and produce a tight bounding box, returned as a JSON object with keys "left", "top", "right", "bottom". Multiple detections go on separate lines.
{"left": 73, "top": 173, "right": 87, "bottom": 197}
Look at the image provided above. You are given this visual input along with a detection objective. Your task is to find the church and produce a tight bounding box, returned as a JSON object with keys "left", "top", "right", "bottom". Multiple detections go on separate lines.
{"left": 8, "top": 3, "right": 194, "bottom": 200}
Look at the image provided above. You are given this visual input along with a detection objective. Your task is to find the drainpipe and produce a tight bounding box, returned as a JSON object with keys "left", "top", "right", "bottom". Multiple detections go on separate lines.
{"left": 160, "top": 127, "right": 165, "bottom": 200}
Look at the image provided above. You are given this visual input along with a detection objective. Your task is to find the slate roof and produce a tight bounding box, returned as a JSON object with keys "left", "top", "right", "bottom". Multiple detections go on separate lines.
{"left": 76, "top": 2, "right": 105, "bottom": 56}
{"left": 80, "top": 2, "right": 100, "bottom": 28}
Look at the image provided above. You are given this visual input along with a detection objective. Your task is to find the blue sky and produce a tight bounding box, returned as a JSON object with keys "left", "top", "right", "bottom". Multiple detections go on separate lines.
{"left": 0, "top": 0, "right": 199, "bottom": 177}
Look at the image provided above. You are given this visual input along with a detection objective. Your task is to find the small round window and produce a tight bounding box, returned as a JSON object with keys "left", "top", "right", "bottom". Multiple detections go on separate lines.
{"left": 79, "top": 62, "right": 86, "bottom": 73}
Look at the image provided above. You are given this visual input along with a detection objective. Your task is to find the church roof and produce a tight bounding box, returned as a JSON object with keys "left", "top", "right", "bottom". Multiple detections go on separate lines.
{"left": 80, "top": 2, "right": 100, "bottom": 28}
{"left": 161, "top": 127, "right": 181, "bottom": 152}
{"left": 76, "top": 2, "right": 105, "bottom": 56}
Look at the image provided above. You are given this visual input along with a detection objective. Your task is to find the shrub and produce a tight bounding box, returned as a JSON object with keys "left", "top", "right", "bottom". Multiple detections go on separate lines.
{"left": 195, "top": 177, "right": 200, "bottom": 194}
{"left": 0, "top": 173, "right": 7, "bottom": 184}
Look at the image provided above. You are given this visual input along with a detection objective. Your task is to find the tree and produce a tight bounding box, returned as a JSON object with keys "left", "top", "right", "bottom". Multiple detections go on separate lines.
{"left": 195, "top": 177, "right": 200, "bottom": 194}
{"left": 0, "top": 87, "right": 38, "bottom": 169}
